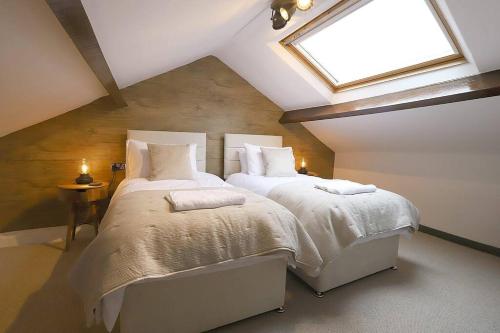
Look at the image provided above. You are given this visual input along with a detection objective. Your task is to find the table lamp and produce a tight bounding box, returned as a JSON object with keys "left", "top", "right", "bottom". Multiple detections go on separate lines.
{"left": 298, "top": 157, "right": 308, "bottom": 174}
{"left": 75, "top": 158, "right": 94, "bottom": 184}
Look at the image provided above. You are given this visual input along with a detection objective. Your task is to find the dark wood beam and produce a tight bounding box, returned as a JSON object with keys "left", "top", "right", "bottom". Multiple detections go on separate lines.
{"left": 280, "top": 70, "right": 500, "bottom": 123}
{"left": 46, "top": 0, "right": 127, "bottom": 107}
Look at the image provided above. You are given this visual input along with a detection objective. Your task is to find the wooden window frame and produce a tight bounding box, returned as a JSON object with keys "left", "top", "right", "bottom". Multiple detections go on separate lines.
{"left": 280, "top": 0, "right": 465, "bottom": 92}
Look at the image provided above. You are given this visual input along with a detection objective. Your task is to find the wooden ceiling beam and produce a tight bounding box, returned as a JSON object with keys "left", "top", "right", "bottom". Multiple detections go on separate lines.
{"left": 280, "top": 70, "right": 500, "bottom": 124}
{"left": 46, "top": 0, "right": 127, "bottom": 107}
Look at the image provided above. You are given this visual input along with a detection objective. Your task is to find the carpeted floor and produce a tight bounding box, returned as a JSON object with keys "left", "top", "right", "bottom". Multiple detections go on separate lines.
{"left": 0, "top": 229, "right": 498, "bottom": 333}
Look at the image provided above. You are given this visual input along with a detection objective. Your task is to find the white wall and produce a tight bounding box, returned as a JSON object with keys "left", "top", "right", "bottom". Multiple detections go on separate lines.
{"left": 334, "top": 152, "right": 500, "bottom": 248}
{"left": 305, "top": 96, "right": 500, "bottom": 248}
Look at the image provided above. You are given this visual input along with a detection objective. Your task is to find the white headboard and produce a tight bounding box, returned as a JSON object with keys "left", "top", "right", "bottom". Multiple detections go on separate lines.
{"left": 127, "top": 130, "right": 207, "bottom": 172}
{"left": 224, "top": 133, "right": 282, "bottom": 179}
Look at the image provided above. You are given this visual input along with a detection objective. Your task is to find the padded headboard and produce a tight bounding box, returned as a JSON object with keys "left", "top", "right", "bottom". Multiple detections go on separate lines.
{"left": 224, "top": 133, "right": 282, "bottom": 179}
{"left": 127, "top": 130, "right": 207, "bottom": 172}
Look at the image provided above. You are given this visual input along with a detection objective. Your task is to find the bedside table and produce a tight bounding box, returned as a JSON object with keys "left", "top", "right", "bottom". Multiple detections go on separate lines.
{"left": 306, "top": 171, "right": 319, "bottom": 177}
{"left": 58, "top": 182, "right": 108, "bottom": 251}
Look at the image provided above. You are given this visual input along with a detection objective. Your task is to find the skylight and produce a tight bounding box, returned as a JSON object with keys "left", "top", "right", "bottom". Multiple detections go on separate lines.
{"left": 281, "top": 0, "right": 463, "bottom": 90}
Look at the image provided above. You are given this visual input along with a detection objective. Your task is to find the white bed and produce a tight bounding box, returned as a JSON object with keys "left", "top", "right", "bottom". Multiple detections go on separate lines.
{"left": 78, "top": 130, "right": 299, "bottom": 333}
{"left": 224, "top": 133, "right": 419, "bottom": 296}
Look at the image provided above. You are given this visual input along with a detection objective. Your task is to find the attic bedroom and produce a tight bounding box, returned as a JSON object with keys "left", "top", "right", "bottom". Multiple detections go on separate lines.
{"left": 0, "top": 0, "right": 498, "bottom": 332}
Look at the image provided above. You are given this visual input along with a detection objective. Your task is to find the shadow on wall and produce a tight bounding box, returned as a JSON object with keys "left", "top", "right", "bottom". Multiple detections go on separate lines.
{"left": 5, "top": 198, "right": 68, "bottom": 232}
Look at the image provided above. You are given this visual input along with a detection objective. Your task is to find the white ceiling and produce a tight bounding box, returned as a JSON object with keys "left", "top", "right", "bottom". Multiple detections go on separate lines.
{"left": 1, "top": 0, "right": 500, "bottom": 148}
{"left": 215, "top": 0, "right": 486, "bottom": 109}
{"left": 444, "top": 0, "right": 500, "bottom": 73}
{"left": 82, "top": 0, "right": 268, "bottom": 88}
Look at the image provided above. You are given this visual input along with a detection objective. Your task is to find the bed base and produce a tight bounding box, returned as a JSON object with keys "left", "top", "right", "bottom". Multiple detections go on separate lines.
{"left": 120, "top": 256, "right": 287, "bottom": 333}
{"left": 291, "top": 235, "right": 400, "bottom": 294}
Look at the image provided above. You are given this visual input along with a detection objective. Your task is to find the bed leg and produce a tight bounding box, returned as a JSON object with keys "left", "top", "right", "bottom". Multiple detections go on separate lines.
{"left": 313, "top": 291, "right": 325, "bottom": 298}
{"left": 276, "top": 306, "right": 286, "bottom": 313}
{"left": 391, "top": 265, "right": 398, "bottom": 270}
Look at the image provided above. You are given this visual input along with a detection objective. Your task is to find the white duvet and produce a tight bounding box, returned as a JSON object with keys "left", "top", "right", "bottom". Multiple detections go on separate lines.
{"left": 226, "top": 173, "right": 420, "bottom": 266}
{"left": 73, "top": 173, "right": 322, "bottom": 331}
{"left": 100, "top": 172, "right": 230, "bottom": 330}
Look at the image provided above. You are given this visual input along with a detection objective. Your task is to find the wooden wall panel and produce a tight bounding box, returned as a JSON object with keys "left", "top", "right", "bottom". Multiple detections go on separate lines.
{"left": 0, "top": 56, "right": 334, "bottom": 232}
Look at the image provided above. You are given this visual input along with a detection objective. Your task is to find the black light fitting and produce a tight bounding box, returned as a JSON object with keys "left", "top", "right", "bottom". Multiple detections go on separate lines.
{"left": 271, "top": 0, "right": 314, "bottom": 30}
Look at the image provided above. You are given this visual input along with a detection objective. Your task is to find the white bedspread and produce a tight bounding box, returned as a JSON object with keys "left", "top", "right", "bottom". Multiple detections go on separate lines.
{"left": 268, "top": 182, "right": 419, "bottom": 266}
{"left": 71, "top": 173, "right": 321, "bottom": 331}
{"left": 96, "top": 173, "right": 231, "bottom": 330}
{"left": 226, "top": 173, "right": 420, "bottom": 265}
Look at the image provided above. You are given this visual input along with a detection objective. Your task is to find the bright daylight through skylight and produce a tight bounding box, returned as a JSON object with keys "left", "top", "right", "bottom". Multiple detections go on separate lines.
{"left": 290, "top": 0, "right": 461, "bottom": 88}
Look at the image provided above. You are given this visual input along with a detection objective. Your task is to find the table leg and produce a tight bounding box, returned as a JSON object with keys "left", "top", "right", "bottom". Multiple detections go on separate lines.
{"left": 91, "top": 203, "right": 99, "bottom": 236}
{"left": 65, "top": 203, "right": 76, "bottom": 251}
{"left": 72, "top": 222, "right": 77, "bottom": 240}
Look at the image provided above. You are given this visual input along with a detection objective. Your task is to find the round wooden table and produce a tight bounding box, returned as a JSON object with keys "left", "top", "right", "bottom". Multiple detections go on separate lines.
{"left": 58, "top": 182, "right": 108, "bottom": 251}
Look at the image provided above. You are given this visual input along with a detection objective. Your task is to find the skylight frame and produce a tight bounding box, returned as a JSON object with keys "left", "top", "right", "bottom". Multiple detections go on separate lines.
{"left": 281, "top": 0, "right": 465, "bottom": 92}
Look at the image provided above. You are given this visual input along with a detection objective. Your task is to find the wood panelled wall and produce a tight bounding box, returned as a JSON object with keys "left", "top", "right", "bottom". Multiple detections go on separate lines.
{"left": 0, "top": 56, "right": 334, "bottom": 232}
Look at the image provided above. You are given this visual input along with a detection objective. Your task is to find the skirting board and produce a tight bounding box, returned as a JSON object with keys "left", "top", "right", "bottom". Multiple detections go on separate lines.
{"left": 419, "top": 225, "right": 499, "bottom": 257}
{"left": 0, "top": 226, "right": 83, "bottom": 248}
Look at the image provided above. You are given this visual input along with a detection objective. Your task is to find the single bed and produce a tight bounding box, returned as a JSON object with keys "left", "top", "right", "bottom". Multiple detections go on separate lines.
{"left": 69, "top": 130, "right": 322, "bottom": 333}
{"left": 223, "top": 133, "right": 420, "bottom": 296}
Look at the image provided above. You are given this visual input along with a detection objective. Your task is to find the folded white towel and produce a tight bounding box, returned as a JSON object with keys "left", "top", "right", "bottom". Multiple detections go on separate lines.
{"left": 166, "top": 189, "right": 246, "bottom": 211}
{"left": 314, "top": 179, "right": 377, "bottom": 195}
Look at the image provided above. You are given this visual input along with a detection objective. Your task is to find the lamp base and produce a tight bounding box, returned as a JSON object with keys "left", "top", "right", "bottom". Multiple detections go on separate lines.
{"left": 75, "top": 174, "right": 93, "bottom": 184}
{"left": 298, "top": 167, "right": 308, "bottom": 175}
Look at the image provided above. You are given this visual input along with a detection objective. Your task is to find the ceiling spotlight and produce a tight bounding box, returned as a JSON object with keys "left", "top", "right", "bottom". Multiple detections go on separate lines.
{"left": 271, "top": 9, "right": 288, "bottom": 30}
{"left": 270, "top": 0, "right": 313, "bottom": 30}
{"left": 296, "top": 0, "right": 314, "bottom": 11}
{"left": 280, "top": 7, "right": 291, "bottom": 21}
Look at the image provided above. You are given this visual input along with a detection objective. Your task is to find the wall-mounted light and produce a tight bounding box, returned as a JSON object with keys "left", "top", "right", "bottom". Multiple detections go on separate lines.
{"left": 271, "top": 0, "right": 314, "bottom": 30}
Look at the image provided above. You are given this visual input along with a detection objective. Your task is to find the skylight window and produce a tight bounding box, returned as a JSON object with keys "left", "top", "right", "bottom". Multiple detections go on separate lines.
{"left": 281, "top": 0, "right": 463, "bottom": 90}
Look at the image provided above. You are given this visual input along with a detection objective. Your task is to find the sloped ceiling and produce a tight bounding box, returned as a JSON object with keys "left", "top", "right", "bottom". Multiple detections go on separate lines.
{"left": 216, "top": 0, "right": 500, "bottom": 109}
{"left": 0, "top": 0, "right": 267, "bottom": 137}
{"left": 0, "top": 0, "right": 106, "bottom": 137}
{"left": 303, "top": 95, "right": 500, "bottom": 154}
{"left": 1, "top": 0, "right": 500, "bottom": 142}
{"left": 82, "top": 0, "right": 268, "bottom": 88}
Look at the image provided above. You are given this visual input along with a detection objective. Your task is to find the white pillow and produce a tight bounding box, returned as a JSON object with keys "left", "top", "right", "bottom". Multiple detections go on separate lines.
{"left": 261, "top": 147, "right": 297, "bottom": 177}
{"left": 238, "top": 150, "right": 248, "bottom": 174}
{"left": 126, "top": 139, "right": 197, "bottom": 179}
{"left": 148, "top": 143, "right": 195, "bottom": 180}
{"left": 244, "top": 143, "right": 265, "bottom": 176}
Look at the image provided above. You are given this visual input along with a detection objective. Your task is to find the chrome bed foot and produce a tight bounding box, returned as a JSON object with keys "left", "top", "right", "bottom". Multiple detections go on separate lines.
{"left": 313, "top": 291, "right": 325, "bottom": 298}
{"left": 276, "top": 306, "right": 286, "bottom": 313}
{"left": 390, "top": 265, "right": 398, "bottom": 270}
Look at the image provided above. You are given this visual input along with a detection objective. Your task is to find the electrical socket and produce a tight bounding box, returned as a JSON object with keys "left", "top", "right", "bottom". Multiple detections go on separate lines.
{"left": 111, "top": 162, "right": 126, "bottom": 172}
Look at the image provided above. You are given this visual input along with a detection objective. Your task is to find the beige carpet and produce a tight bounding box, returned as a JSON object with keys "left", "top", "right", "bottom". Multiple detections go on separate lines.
{"left": 0, "top": 229, "right": 498, "bottom": 333}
